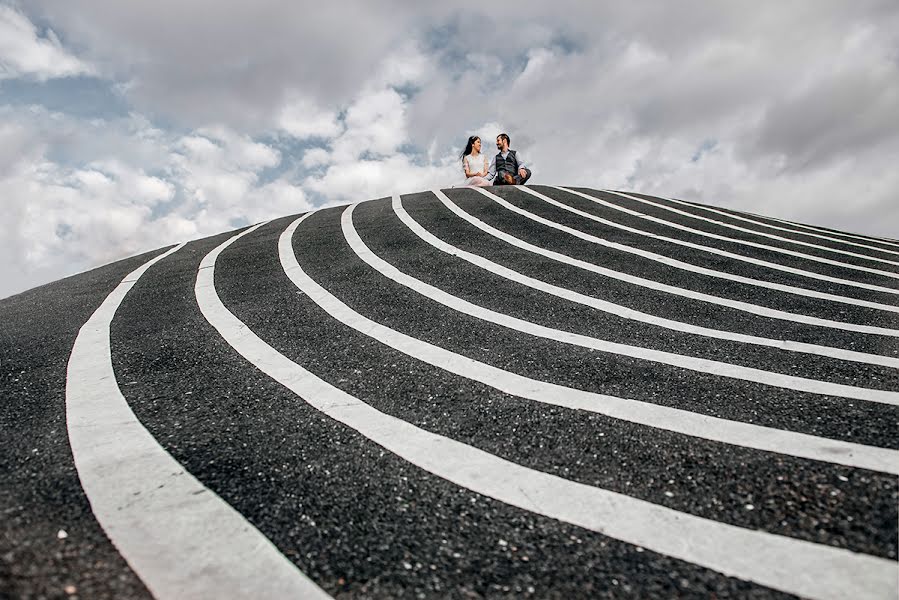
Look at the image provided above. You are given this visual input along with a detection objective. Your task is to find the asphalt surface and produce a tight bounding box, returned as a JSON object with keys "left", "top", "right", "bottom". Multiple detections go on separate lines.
{"left": 579, "top": 189, "right": 899, "bottom": 272}
{"left": 616, "top": 191, "right": 899, "bottom": 259}
{"left": 0, "top": 253, "right": 162, "bottom": 600}
{"left": 663, "top": 197, "right": 899, "bottom": 249}
{"left": 1, "top": 185, "right": 897, "bottom": 599}
{"left": 452, "top": 188, "right": 899, "bottom": 325}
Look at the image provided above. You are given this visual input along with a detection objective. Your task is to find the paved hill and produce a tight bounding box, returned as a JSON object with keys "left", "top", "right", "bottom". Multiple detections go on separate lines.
{"left": 2, "top": 185, "right": 897, "bottom": 599}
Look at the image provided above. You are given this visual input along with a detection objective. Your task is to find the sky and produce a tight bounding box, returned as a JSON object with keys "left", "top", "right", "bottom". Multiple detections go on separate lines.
{"left": 1, "top": 1, "right": 897, "bottom": 299}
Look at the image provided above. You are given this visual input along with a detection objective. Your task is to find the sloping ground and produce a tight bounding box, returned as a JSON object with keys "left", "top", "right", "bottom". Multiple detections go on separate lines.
{"left": 2, "top": 185, "right": 897, "bottom": 599}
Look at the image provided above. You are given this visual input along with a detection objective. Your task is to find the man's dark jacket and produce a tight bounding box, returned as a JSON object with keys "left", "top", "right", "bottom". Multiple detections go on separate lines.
{"left": 493, "top": 150, "right": 531, "bottom": 185}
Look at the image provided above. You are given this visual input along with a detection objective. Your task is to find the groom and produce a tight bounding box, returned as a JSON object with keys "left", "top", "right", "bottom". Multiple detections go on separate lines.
{"left": 489, "top": 133, "right": 531, "bottom": 185}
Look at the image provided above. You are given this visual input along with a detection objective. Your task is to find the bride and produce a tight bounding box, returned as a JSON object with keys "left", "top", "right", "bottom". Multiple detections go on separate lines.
{"left": 460, "top": 135, "right": 491, "bottom": 187}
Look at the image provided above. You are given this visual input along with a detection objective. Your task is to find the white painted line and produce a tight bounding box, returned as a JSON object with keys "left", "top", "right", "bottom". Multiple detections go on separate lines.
{"left": 677, "top": 200, "right": 899, "bottom": 245}
{"left": 343, "top": 203, "right": 899, "bottom": 406}
{"left": 279, "top": 208, "right": 899, "bottom": 474}
{"left": 654, "top": 194, "right": 899, "bottom": 258}
{"left": 66, "top": 238, "right": 331, "bottom": 600}
{"left": 539, "top": 185, "right": 899, "bottom": 293}
{"left": 548, "top": 186, "right": 899, "bottom": 282}
{"left": 760, "top": 213, "right": 899, "bottom": 249}
{"left": 201, "top": 215, "right": 898, "bottom": 600}
{"left": 468, "top": 187, "right": 899, "bottom": 315}
{"left": 433, "top": 191, "right": 899, "bottom": 335}
{"left": 394, "top": 196, "right": 899, "bottom": 369}
{"left": 598, "top": 188, "right": 899, "bottom": 264}
{"left": 371, "top": 201, "right": 899, "bottom": 402}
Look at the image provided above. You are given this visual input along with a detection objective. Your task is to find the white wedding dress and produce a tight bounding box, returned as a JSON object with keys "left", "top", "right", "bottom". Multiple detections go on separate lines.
{"left": 461, "top": 153, "right": 491, "bottom": 187}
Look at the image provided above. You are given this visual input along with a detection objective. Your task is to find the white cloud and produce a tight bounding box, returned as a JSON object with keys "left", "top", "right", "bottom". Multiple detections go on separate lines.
{"left": 2, "top": 2, "right": 899, "bottom": 299}
{"left": 168, "top": 127, "right": 299, "bottom": 232}
{"left": 178, "top": 127, "right": 281, "bottom": 171}
{"left": 332, "top": 88, "right": 407, "bottom": 160}
{"left": 3, "top": 157, "right": 170, "bottom": 275}
{"left": 0, "top": 120, "right": 42, "bottom": 174}
{"left": 512, "top": 47, "right": 559, "bottom": 89}
{"left": 244, "top": 179, "right": 312, "bottom": 221}
{"left": 303, "top": 155, "right": 458, "bottom": 204}
{"left": 0, "top": 6, "right": 94, "bottom": 80}
{"left": 371, "top": 43, "right": 431, "bottom": 89}
{"left": 0, "top": 108, "right": 312, "bottom": 298}
{"left": 301, "top": 147, "right": 331, "bottom": 168}
{"left": 278, "top": 95, "right": 343, "bottom": 140}
{"left": 295, "top": 47, "right": 463, "bottom": 203}
{"left": 24, "top": 1, "right": 458, "bottom": 130}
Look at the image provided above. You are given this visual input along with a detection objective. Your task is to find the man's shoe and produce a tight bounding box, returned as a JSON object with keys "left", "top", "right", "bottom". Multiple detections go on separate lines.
{"left": 502, "top": 172, "right": 515, "bottom": 185}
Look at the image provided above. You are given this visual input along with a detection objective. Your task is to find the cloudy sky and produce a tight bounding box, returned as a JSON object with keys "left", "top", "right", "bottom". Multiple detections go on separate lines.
{"left": 1, "top": 1, "right": 897, "bottom": 298}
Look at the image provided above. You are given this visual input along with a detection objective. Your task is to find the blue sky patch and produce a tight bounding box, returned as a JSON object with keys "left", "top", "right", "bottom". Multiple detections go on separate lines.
{"left": 691, "top": 139, "right": 717, "bottom": 163}
{"left": 0, "top": 76, "right": 129, "bottom": 120}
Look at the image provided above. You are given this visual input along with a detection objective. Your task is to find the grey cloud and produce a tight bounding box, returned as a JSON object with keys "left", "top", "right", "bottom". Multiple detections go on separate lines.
{"left": 16, "top": 1, "right": 899, "bottom": 184}
{"left": 26, "top": 0, "right": 455, "bottom": 130}
{"left": 749, "top": 66, "right": 899, "bottom": 170}
{"left": 0, "top": 119, "right": 43, "bottom": 175}
{"left": 4, "top": 0, "right": 899, "bottom": 298}
{"left": 0, "top": 106, "right": 173, "bottom": 170}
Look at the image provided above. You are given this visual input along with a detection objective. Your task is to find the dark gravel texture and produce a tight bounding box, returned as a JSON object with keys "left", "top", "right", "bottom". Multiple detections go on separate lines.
{"left": 405, "top": 191, "right": 899, "bottom": 357}
{"left": 222, "top": 212, "right": 897, "bottom": 559}
{"left": 295, "top": 201, "right": 899, "bottom": 449}
{"left": 667, "top": 196, "right": 899, "bottom": 250}
{"left": 3, "top": 186, "right": 896, "bottom": 598}
{"left": 105, "top": 221, "right": 797, "bottom": 598}
{"left": 0, "top": 252, "right": 162, "bottom": 600}
{"left": 578, "top": 188, "right": 899, "bottom": 272}
{"left": 446, "top": 187, "right": 899, "bottom": 330}
{"left": 376, "top": 195, "right": 899, "bottom": 389}
{"left": 544, "top": 186, "right": 899, "bottom": 287}
{"left": 618, "top": 191, "right": 899, "bottom": 262}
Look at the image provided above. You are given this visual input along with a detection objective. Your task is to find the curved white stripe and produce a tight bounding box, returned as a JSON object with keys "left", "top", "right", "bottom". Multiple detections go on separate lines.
{"left": 66, "top": 240, "right": 330, "bottom": 600}
{"left": 533, "top": 186, "right": 899, "bottom": 293}
{"left": 599, "top": 188, "right": 899, "bottom": 265}
{"left": 553, "top": 186, "right": 899, "bottom": 281}
{"left": 469, "top": 187, "right": 899, "bottom": 315}
{"left": 680, "top": 200, "right": 899, "bottom": 248}
{"left": 200, "top": 215, "right": 899, "bottom": 600}
{"left": 393, "top": 196, "right": 899, "bottom": 369}
{"left": 658, "top": 195, "right": 899, "bottom": 259}
{"left": 434, "top": 190, "right": 899, "bottom": 336}
{"left": 344, "top": 204, "right": 898, "bottom": 405}
{"left": 279, "top": 210, "right": 899, "bottom": 474}
{"left": 758, "top": 211, "right": 899, "bottom": 249}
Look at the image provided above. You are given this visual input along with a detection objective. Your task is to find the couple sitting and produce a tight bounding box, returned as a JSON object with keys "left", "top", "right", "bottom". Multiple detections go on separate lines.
{"left": 461, "top": 133, "right": 532, "bottom": 187}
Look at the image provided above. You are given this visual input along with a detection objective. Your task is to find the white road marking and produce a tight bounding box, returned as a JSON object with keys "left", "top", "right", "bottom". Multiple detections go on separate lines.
{"left": 752, "top": 210, "right": 899, "bottom": 249}
{"left": 595, "top": 188, "right": 899, "bottom": 265}
{"left": 654, "top": 193, "right": 899, "bottom": 258}
{"left": 537, "top": 185, "right": 899, "bottom": 293}
{"left": 468, "top": 187, "right": 899, "bottom": 314}
{"left": 771, "top": 222, "right": 899, "bottom": 248}
{"left": 278, "top": 209, "right": 899, "bottom": 474}
{"left": 432, "top": 190, "right": 899, "bottom": 335}
{"left": 548, "top": 186, "right": 899, "bottom": 282}
{"left": 344, "top": 203, "right": 899, "bottom": 405}
{"left": 66, "top": 239, "right": 331, "bottom": 600}
{"left": 198, "top": 215, "right": 898, "bottom": 600}
{"left": 393, "top": 195, "right": 899, "bottom": 368}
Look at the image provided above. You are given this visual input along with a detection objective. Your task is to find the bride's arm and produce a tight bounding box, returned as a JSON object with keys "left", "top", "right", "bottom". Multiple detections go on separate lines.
{"left": 463, "top": 157, "right": 475, "bottom": 178}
